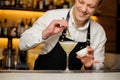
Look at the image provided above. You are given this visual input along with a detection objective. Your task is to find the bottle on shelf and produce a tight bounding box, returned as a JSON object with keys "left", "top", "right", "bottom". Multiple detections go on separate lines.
{"left": 36, "top": 0, "right": 42, "bottom": 9}
{"left": 24, "top": 18, "right": 29, "bottom": 29}
{"left": 4, "top": 0, "right": 11, "bottom": 7}
{"left": 3, "top": 38, "right": 15, "bottom": 69}
{"left": 44, "top": 0, "right": 50, "bottom": 9}
{"left": 1, "top": 19, "right": 9, "bottom": 37}
{"left": 22, "top": 0, "right": 27, "bottom": 8}
{"left": 17, "top": 18, "right": 25, "bottom": 37}
{"left": 9, "top": 21, "right": 17, "bottom": 37}
{"left": 28, "top": 18, "right": 32, "bottom": 29}
{"left": 63, "top": 0, "right": 70, "bottom": 9}
{"left": 11, "top": 0, "right": 15, "bottom": 7}
{"left": 27, "top": 0, "right": 33, "bottom": 8}
{"left": 14, "top": 0, "right": 20, "bottom": 8}
{"left": 48, "top": 0, "right": 54, "bottom": 10}
{"left": 39, "top": 0, "right": 44, "bottom": 10}
{"left": 0, "top": 0, "right": 4, "bottom": 7}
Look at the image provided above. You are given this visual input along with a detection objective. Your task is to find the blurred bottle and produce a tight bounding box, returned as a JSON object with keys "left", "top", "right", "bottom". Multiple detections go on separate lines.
{"left": 63, "top": 0, "right": 70, "bottom": 9}
{"left": 24, "top": 18, "right": 29, "bottom": 29}
{"left": 14, "top": 0, "right": 20, "bottom": 8}
{"left": 44, "top": 0, "right": 50, "bottom": 9}
{"left": 28, "top": 18, "right": 32, "bottom": 29}
{"left": 3, "top": 38, "right": 15, "bottom": 69}
{"left": 1, "top": 19, "right": 9, "bottom": 37}
{"left": 36, "top": 0, "right": 44, "bottom": 10}
{"left": 22, "top": 0, "right": 27, "bottom": 8}
{"left": 11, "top": 0, "right": 15, "bottom": 7}
{"left": 9, "top": 21, "right": 17, "bottom": 37}
{"left": 0, "top": 46, "right": 4, "bottom": 69}
{"left": 27, "top": 0, "right": 33, "bottom": 8}
{"left": 4, "top": 0, "right": 11, "bottom": 7}
{"left": 48, "top": 0, "right": 54, "bottom": 10}
{"left": 17, "top": 18, "right": 25, "bottom": 37}
{"left": 0, "top": 0, "right": 4, "bottom": 7}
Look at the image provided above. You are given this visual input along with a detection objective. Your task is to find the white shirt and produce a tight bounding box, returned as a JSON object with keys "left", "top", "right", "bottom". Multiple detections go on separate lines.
{"left": 19, "top": 8, "right": 107, "bottom": 70}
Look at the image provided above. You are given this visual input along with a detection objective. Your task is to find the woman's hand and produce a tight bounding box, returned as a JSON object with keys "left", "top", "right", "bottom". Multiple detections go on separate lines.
{"left": 42, "top": 19, "right": 68, "bottom": 40}
{"left": 76, "top": 46, "right": 99, "bottom": 69}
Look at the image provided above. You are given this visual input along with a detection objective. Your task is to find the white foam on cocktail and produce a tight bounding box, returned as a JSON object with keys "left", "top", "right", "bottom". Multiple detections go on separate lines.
{"left": 59, "top": 41, "right": 77, "bottom": 54}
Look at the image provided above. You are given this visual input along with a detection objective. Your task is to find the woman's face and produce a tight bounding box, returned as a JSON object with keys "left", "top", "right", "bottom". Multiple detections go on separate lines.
{"left": 73, "top": 0, "right": 100, "bottom": 22}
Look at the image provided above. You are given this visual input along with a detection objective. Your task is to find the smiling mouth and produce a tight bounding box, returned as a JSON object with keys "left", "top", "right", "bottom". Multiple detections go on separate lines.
{"left": 79, "top": 11, "right": 88, "bottom": 17}
{"left": 77, "top": 10, "right": 85, "bottom": 17}
{"left": 79, "top": 13, "right": 86, "bottom": 18}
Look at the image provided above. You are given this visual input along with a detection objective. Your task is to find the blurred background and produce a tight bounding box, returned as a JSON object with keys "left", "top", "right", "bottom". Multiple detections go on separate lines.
{"left": 0, "top": 0, "right": 120, "bottom": 70}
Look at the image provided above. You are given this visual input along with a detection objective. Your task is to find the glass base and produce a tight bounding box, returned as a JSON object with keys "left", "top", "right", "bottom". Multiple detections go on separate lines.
{"left": 64, "top": 67, "right": 72, "bottom": 73}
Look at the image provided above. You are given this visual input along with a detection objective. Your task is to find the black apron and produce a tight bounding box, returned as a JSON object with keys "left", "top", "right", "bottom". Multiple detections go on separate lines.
{"left": 34, "top": 11, "right": 90, "bottom": 70}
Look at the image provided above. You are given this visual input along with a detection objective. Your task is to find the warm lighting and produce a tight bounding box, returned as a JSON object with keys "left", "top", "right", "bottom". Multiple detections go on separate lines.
{"left": 0, "top": 38, "right": 8, "bottom": 49}
{"left": 0, "top": 10, "right": 45, "bottom": 25}
{"left": 91, "top": 16, "right": 99, "bottom": 22}
{"left": 12, "top": 38, "right": 20, "bottom": 49}
{"left": 0, "top": 38, "right": 19, "bottom": 49}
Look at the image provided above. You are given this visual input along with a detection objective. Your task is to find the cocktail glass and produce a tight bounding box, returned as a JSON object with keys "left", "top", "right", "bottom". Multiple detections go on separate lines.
{"left": 59, "top": 41, "right": 77, "bottom": 72}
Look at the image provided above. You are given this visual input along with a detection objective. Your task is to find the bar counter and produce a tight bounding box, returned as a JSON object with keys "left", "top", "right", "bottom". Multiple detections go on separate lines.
{"left": 0, "top": 70, "right": 120, "bottom": 80}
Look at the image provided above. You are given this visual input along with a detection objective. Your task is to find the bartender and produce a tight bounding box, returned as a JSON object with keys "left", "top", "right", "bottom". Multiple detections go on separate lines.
{"left": 19, "top": 0, "right": 106, "bottom": 70}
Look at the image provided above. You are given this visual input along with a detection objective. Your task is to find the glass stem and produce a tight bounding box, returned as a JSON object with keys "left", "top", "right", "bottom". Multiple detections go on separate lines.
{"left": 65, "top": 53, "right": 69, "bottom": 72}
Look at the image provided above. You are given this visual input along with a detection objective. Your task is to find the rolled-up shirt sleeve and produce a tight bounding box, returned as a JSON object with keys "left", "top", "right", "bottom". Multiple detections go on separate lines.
{"left": 19, "top": 11, "right": 50, "bottom": 50}
{"left": 19, "top": 24, "right": 45, "bottom": 50}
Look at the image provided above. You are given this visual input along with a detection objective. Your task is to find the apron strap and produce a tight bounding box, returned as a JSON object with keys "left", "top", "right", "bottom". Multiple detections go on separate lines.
{"left": 60, "top": 10, "right": 91, "bottom": 46}
{"left": 62, "top": 10, "right": 71, "bottom": 34}
{"left": 86, "top": 23, "right": 90, "bottom": 46}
